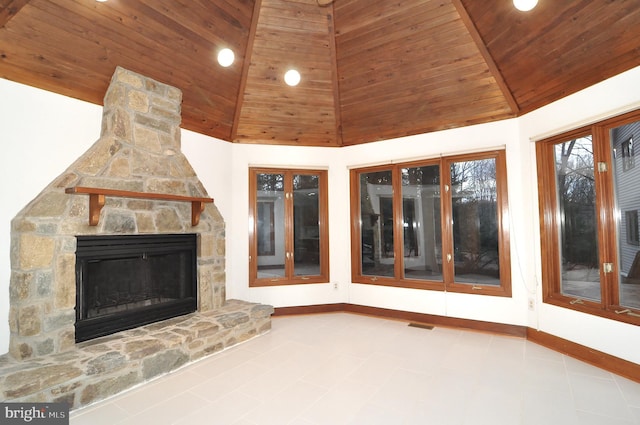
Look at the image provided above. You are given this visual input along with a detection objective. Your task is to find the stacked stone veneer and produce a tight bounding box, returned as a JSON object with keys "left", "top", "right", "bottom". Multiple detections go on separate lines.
{"left": 0, "top": 300, "right": 272, "bottom": 407}
{"left": 1, "top": 67, "right": 273, "bottom": 408}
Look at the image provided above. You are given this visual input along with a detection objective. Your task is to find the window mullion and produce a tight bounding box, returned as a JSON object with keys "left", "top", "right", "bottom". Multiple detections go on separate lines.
{"left": 392, "top": 166, "right": 404, "bottom": 280}
{"left": 495, "top": 151, "right": 512, "bottom": 295}
{"left": 440, "top": 158, "right": 455, "bottom": 287}
{"left": 593, "top": 125, "right": 620, "bottom": 310}
{"left": 284, "top": 171, "right": 295, "bottom": 280}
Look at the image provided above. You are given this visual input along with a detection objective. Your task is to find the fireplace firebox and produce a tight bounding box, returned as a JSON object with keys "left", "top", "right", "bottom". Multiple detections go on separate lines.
{"left": 75, "top": 233, "right": 198, "bottom": 343}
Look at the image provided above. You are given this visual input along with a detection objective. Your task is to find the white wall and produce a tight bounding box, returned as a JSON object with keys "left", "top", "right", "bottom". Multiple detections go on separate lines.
{"left": 2, "top": 65, "right": 640, "bottom": 364}
{"left": 181, "top": 129, "right": 233, "bottom": 233}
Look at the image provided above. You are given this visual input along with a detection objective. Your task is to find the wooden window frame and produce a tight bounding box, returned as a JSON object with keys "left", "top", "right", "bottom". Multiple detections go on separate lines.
{"left": 349, "top": 150, "right": 511, "bottom": 297}
{"left": 536, "top": 109, "right": 640, "bottom": 326}
{"left": 249, "top": 168, "right": 329, "bottom": 287}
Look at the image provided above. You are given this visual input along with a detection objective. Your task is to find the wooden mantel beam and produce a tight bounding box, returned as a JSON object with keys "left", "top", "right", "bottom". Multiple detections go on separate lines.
{"left": 66, "top": 187, "right": 214, "bottom": 227}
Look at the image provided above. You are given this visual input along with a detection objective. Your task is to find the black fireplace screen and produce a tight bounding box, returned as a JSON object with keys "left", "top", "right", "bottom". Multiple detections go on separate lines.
{"left": 75, "top": 234, "right": 197, "bottom": 342}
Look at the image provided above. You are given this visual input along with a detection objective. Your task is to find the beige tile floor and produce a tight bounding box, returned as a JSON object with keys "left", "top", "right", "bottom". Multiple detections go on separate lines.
{"left": 71, "top": 313, "right": 640, "bottom": 425}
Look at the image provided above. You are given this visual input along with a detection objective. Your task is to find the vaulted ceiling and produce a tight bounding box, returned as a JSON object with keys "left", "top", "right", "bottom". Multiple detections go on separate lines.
{"left": 2, "top": 0, "right": 640, "bottom": 147}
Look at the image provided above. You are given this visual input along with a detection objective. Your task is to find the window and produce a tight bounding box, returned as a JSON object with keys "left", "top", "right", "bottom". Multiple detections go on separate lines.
{"left": 249, "top": 168, "right": 329, "bottom": 286}
{"left": 349, "top": 150, "right": 511, "bottom": 296}
{"left": 536, "top": 109, "right": 640, "bottom": 324}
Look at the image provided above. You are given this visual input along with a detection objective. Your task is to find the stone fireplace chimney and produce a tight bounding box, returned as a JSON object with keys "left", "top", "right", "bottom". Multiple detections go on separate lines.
{"left": 9, "top": 67, "right": 226, "bottom": 361}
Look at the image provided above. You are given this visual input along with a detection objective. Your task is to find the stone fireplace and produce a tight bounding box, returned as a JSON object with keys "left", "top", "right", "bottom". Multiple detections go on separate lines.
{"left": 0, "top": 67, "right": 272, "bottom": 408}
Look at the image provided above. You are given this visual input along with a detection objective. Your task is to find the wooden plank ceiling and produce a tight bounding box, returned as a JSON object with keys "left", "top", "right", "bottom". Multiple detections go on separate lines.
{"left": 1, "top": 0, "right": 640, "bottom": 147}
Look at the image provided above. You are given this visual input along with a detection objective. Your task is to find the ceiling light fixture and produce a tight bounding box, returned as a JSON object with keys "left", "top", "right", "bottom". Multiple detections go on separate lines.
{"left": 513, "top": 0, "right": 538, "bottom": 12}
{"left": 284, "top": 69, "right": 301, "bottom": 86}
{"left": 217, "top": 48, "right": 235, "bottom": 67}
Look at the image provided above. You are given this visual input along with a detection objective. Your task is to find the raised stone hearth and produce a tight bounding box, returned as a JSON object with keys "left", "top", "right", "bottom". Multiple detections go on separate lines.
{"left": 0, "top": 300, "right": 272, "bottom": 406}
{"left": 1, "top": 67, "right": 273, "bottom": 408}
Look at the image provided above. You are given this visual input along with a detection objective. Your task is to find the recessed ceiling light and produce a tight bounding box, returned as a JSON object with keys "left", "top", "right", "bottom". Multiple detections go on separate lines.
{"left": 96, "top": 0, "right": 108, "bottom": 2}
{"left": 513, "top": 0, "right": 538, "bottom": 12}
{"left": 284, "top": 69, "right": 301, "bottom": 86}
{"left": 217, "top": 48, "right": 235, "bottom": 67}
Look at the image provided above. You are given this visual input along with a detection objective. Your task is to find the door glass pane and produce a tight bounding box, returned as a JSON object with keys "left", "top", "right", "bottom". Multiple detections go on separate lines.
{"left": 256, "top": 173, "right": 285, "bottom": 279}
{"left": 554, "top": 137, "right": 601, "bottom": 301}
{"left": 293, "top": 174, "right": 320, "bottom": 276}
{"left": 360, "top": 170, "right": 394, "bottom": 277}
{"left": 450, "top": 158, "right": 500, "bottom": 286}
{"left": 611, "top": 122, "right": 640, "bottom": 310}
{"left": 401, "top": 165, "right": 442, "bottom": 281}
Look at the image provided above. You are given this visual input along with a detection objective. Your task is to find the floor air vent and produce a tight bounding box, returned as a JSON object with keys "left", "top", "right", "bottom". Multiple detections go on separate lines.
{"left": 408, "top": 322, "right": 434, "bottom": 330}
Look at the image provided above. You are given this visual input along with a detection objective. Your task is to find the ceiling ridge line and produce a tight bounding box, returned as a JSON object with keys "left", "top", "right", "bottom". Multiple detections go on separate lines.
{"left": 231, "top": 0, "right": 263, "bottom": 142}
{"left": 451, "top": 0, "right": 519, "bottom": 115}
{"left": 327, "top": 8, "right": 343, "bottom": 146}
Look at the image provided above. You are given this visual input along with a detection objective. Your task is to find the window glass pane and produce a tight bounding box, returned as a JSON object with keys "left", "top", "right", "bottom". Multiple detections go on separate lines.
{"left": 360, "top": 170, "right": 394, "bottom": 277}
{"left": 450, "top": 158, "right": 500, "bottom": 286}
{"left": 257, "top": 202, "right": 275, "bottom": 255}
{"left": 611, "top": 122, "right": 640, "bottom": 310}
{"left": 554, "top": 137, "right": 601, "bottom": 301}
{"left": 401, "top": 165, "right": 442, "bottom": 281}
{"left": 256, "top": 173, "right": 286, "bottom": 279}
{"left": 293, "top": 174, "right": 320, "bottom": 276}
